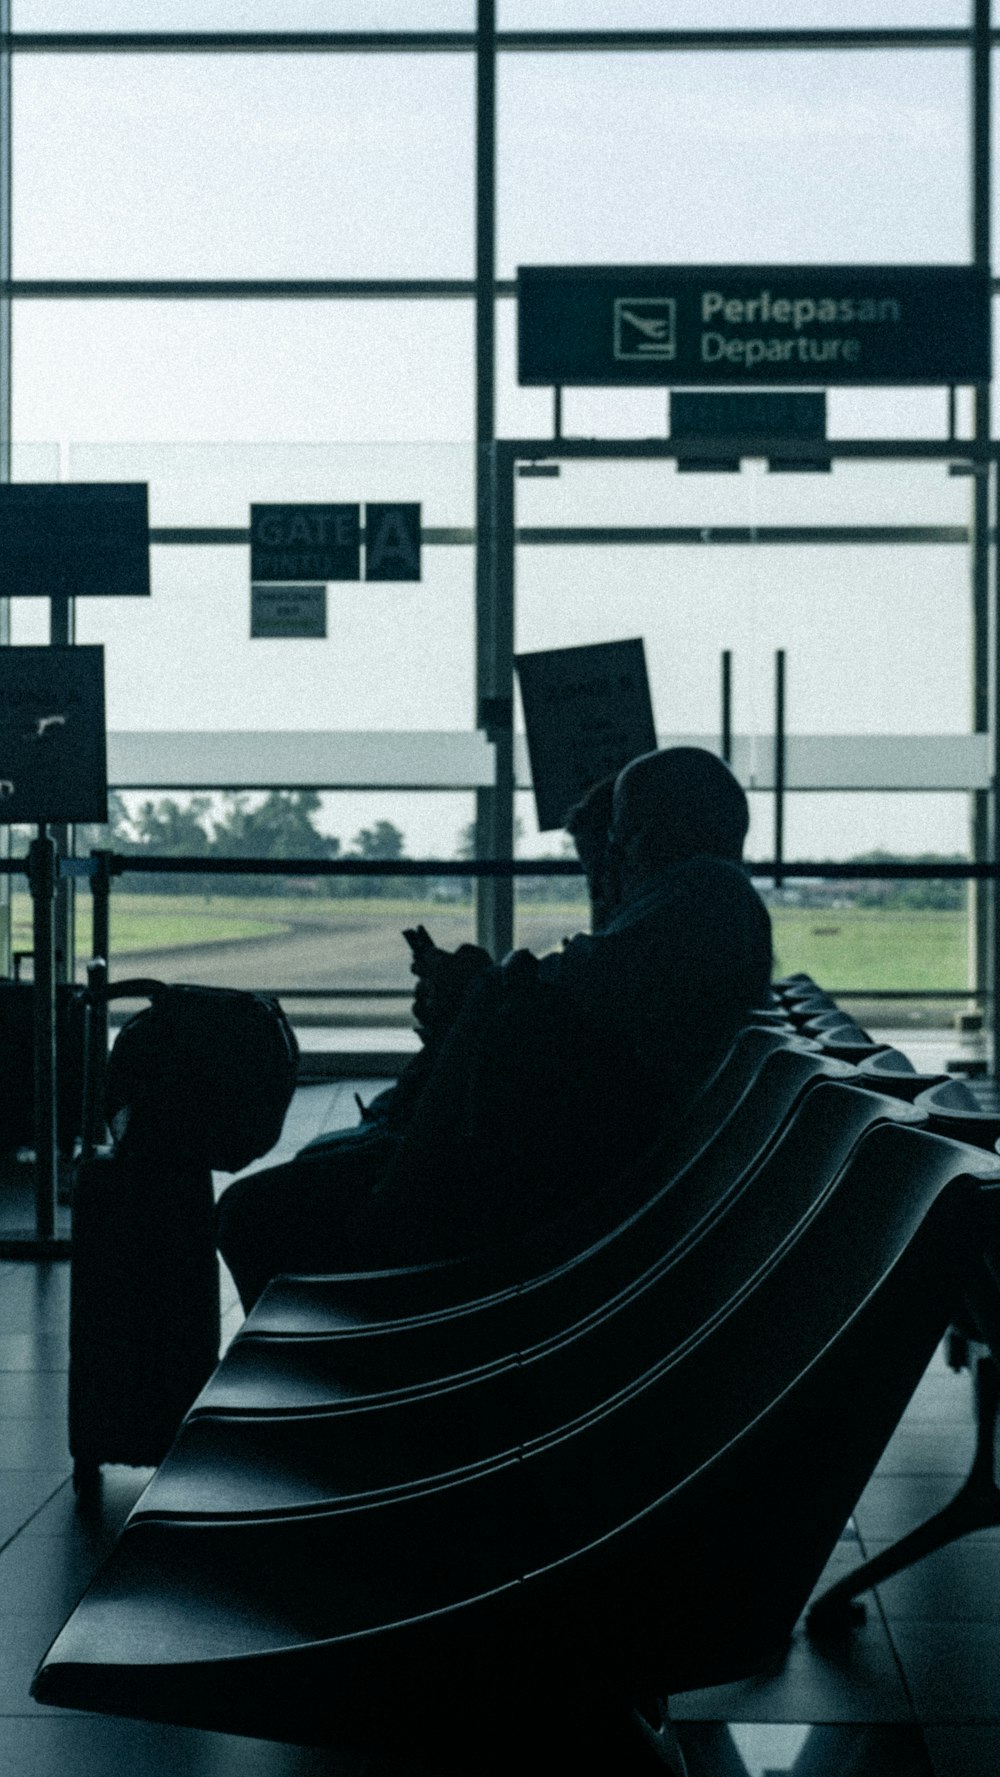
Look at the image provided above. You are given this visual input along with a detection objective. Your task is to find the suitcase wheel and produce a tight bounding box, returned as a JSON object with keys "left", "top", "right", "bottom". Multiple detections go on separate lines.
{"left": 72, "top": 1458, "right": 101, "bottom": 1500}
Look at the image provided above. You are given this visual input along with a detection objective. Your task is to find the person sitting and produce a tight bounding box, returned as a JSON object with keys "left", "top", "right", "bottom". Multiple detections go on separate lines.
{"left": 216, "top": 747, "right": 770, "bottom": 1307}
{"left": 353, "top": 746, "right": 771, "bottom": 1268}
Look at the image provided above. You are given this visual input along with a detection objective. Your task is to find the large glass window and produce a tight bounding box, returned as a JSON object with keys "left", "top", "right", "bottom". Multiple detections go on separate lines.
{"left": 13, "top": 55, "right": 474, "bottom": 279}
{"left": 12, "top": 303, "right": 475, "bottom": 443}
{"left": 499, "top": 51, "right": 969, "bottom": 273}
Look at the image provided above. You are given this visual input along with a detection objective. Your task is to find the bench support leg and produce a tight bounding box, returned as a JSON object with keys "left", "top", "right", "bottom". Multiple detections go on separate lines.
{"left": 631, "top": 1696, "right": 690, "bottom": 1774}
{"left": 808, "top": 1353, "right": 1000, "bottom": 1635}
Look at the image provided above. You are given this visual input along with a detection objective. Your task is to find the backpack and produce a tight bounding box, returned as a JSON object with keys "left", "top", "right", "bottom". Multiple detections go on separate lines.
{"left": 103, "top": 979, "right": 299, "bottom": 1173}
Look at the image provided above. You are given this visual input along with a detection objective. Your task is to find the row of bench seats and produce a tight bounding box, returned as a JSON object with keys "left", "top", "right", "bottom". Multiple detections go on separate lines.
{"left": 30, "top": 979, "right": 1000, "bottom": 1769}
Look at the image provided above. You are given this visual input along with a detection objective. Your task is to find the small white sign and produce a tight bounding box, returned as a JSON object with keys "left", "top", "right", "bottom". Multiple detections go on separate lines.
{"left": 613, "top": 296, "right": 677, "bottom": 361}
{"left": 250, "top": 583, "right": 327, "bottom": 639}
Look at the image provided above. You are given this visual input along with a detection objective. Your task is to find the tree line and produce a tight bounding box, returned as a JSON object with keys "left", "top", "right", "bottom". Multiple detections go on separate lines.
{"left": 61, "top": 799, "right": 971, "bottom": 909}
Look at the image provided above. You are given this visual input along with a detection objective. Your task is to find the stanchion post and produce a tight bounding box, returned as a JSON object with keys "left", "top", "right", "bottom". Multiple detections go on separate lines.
{"left": 774, "top": 649, "right": 786, "bottom": 890}
{"left": 27, "top": 824, "right": 57, "bottom": 1243}
{"left": 721, "top": 650, "right": 732, "bottom": 766}
{"left": 89, "top": 849, "right": 112, "bottom": 1081}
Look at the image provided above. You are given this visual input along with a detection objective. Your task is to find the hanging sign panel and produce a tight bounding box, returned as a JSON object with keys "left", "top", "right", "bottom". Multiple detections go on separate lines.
{"left": 250, "top": 503, "right": 423, "bottom": 584}
{"left": 0, "top": 646, "right": 107, "bottom": 826}
{"left": 250, "top": 584, "right": 327, "bottom": 638}
{"left": 250, "top": 504, "right": 361, "bottom": 583}
{"left": 0, "top": 484, "right": 149, "bottom": 599}
{"left": 365, "top": 503, "right": 422, "bottom": 582}
{"left": 518, "top": 265, "right": 991, "bottom": 387}
{"left": 516, "top": 638, "right": 657, "bottom": 832}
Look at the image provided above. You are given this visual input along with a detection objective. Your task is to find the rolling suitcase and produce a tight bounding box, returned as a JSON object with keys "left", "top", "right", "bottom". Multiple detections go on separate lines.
{"left": 68, "top": 965, "right": 299, "bottom": 1492}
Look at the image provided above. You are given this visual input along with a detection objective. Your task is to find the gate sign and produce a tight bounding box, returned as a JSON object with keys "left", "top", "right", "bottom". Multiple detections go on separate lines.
{"left": 518, "top": 265, "right": 991, "bottom": 387}
{"left": 365, "top": 503, "right": 422, "bottom": 581}
{"left": 250, "top": 503, "right": 423, "bottom": 584}
{"left": 251, "top": 504, "right": 360, "bottom": 583}
{"left": 516, "top": 638, "right": 657, "bottom": 832}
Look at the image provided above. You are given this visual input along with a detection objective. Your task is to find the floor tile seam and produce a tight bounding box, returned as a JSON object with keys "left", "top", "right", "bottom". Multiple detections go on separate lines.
{"left": 0, "top": 1477, "right": 72, "bottom": 1554}
{"left": 852, "top": 1519, "right": 926, "bottom": 1723}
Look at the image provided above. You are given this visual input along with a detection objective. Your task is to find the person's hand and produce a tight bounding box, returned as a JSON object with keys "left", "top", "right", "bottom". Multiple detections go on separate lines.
{"left": 402, "top": 929, "right": 490, "bottom": 1045}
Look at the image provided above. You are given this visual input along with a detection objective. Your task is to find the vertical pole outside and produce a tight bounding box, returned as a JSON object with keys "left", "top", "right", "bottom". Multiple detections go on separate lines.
{"left": 28, "top": 827, "right": 57, "bottom": 1243}
{"left": 773, "top": 649, "right": 785, "bottom": 891}
{"left": 473, "top": 0, "right": 512, "bottom": 956}
{"left": 0, "top": 0, "right": 11, "bottom": 980}
{"left": 970, "top": 0, "right": 991, "bottom": 1047}
{"left": 49, "top": 596, "right": 75, "bottom": 988}
{"left": 993, "top": 458, "right": 1000, "bottom": 1087}
{"left": 720, "top": 650, "right": 732, "bottom": 766}
{"left": 90, "top": 850, "right": 112, "bottom": 1079}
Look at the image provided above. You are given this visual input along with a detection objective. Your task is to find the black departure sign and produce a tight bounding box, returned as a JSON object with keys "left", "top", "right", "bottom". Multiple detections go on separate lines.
{"left": 518, "top": 265, "right": 991, "bottom": 387}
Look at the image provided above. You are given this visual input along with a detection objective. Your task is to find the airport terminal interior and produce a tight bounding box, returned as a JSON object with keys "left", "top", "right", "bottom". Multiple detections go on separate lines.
{"left": 8, "top": 3, "right": 1000, "bottom": 1774}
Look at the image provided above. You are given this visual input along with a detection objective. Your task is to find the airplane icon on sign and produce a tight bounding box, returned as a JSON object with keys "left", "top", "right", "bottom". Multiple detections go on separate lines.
{"left": 613, "top": 297, "right": 677, "bottom": 361}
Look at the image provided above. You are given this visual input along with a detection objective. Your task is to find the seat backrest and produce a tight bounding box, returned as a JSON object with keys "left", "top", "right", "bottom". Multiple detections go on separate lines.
{"left": 858, "top": 1047, "right": 947, "bottom": 1103}
{"left": 913, "top": 1075, "right": 1000, "bottom": 1148}
{"left": 243, "top": 1041, "right": 855, "bottom": 1341}
{"left": 515, "top": 1124, "right": 1000, "bottom": 1697}
{"left": 157, "top": 1082, "right": 927, "bottom": 1515}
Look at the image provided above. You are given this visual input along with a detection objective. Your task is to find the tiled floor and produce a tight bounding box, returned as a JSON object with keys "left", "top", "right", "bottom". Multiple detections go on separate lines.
{"left": 0, "top": 1083, "right": 998, "bottom": 1774}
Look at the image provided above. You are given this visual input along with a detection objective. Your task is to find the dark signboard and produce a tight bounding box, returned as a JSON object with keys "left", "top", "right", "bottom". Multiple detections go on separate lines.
{"left": 518, "top": 265, "right": 991, "bottom": 387}
{"left": 671, "top": 391, "right": 826, "bottom": 439}
{"left": 516, "top": 638, "right": 657, "bottom": 832}
{"left": 365, "top": 503, "right": 422, "bottom": 582}
{"left": 0, "top": 483, "right": 149, "bottom": 599}
{"left": 250, "top": 504, "right": 360, "bottom": 583}
{"left": 0, "top": 646, "right": 107, "bottom": 825}
{"left": 250, "top": 584, "right": 327, "bottom": 638}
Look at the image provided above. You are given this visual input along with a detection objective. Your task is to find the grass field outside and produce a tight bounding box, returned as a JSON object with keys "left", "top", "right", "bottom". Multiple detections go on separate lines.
{"left": 10, "top": 891, "right": 971, "bottom": 999}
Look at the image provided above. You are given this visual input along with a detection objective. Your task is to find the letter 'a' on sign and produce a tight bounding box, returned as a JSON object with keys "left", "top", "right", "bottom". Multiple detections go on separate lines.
{"left": 515, "top": 638, "right": 658, "bottom": 832}
{"left": 364, "top": 503, "right": 422, "bottom": 582}
{"left": 250, "top": 504, "right": 361, "bottom": 583}
{"left": 0, "top": 645, "right": 108, "bottom": 826}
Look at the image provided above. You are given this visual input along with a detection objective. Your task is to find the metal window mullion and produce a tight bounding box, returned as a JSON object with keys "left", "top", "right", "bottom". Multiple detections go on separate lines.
{"left": 970, "top": 0, "right": 992, "bottom": 1026}
{"left": 0, "top": 0, "right": 10, "bottom": 979}
{"left": 475, "top": 0, "right": 513, "bottom": 959}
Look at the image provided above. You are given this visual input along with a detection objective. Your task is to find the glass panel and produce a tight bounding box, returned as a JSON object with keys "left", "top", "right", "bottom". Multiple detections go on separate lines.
{"left": 11, "top": 303, "right": 474, "bottom": 442}
{"left": 81, "top": 789, "right": 477, "bottom": 1021}
{"left": 501, "top": 1, "right": 969, "bottom": 25}
{"left": 14, "top": 2, "right": 474, "bottom": 32}
{"left": 66, "top": 440, "right": 475, "bottom": 528}
{"left": 513, "top": 459, "right": 972, "bottom": 744}
{"left": 69, "top": 547, "right": 474, "bottom": 733}
{"left": 499, "top": 51, "right": 969, "bottom": 272}
{"left": 13, "top": 56, "right": 473, "bottom": 278}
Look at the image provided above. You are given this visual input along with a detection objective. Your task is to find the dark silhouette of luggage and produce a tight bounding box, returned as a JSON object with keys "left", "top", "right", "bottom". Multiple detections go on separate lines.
{"left": 68, "top": 969, "right": 298, "bottom": 1492}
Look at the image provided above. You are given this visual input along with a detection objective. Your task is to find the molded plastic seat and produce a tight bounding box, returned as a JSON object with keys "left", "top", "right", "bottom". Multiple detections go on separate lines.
{"left": 222, "top": 1044, "right": 856, "bottom": 1365}
{"left": 237, "top": 1024, "right": 822, "bottom": 1342}
{"left": 33, "top": 1126, "right": 1000, "bottom": 1758}
{"left": 857, "top": 1047, "right": 948, "bottom": 1103}
{"left": 913, "top": 1075, "right": 1000, "bottom": 1149}
{"left": 136, "top": 1083, "right": 921, "bottom": 1516}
